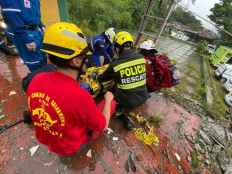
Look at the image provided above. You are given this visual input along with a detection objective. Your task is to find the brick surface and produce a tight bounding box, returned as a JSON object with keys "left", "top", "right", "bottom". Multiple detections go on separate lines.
{"left": 0, "top": 56, "right": 203, "bottom": 174}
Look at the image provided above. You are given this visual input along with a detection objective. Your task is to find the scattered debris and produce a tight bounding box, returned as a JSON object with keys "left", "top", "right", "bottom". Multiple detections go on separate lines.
{"left": 175, "top": 153, "right": 181, "bottom": 162}
{"left": 0, "top": 114, "right": 5, "bottom": 120}
{"left": 112, "top": 137, "right": 119, "bottom": 141}
{"left": 86, "top": 149, "right": 92, "bottom": 158}
{"left": 106, "top": 128, "right": 114, "bottom": 135}
{"left": 29, "top": 145, "right": 40, "bottom": 157}
{"left": 9, "top": 90, "right": 17, "bottom": 96}
{"left": 1, "top": 99, "right": 6, "bottom": 103}
{"left": 129, "top": 113, "right": 159, "bottom": 146}
{"left": 43, "top": 161, "right": 53, "bottom": 167}
{"left": 125, "top": 152, "right": 136, "bottom": 173}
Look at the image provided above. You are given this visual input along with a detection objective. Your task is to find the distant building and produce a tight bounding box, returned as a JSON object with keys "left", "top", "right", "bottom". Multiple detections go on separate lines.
{"left": 167, "top": 23, "right": 217, "bottom": 42}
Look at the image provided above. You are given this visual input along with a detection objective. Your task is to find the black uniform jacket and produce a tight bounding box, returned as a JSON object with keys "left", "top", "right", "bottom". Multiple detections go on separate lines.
{"left": 99, "top": 49, "right": 149, "bottom": 109}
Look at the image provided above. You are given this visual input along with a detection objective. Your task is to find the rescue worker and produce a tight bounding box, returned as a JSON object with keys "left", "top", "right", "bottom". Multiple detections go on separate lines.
{"left": 99, "top": 31, "right": 149, "bottom": 130}
{"left": 139, "top": 40, "right": 159, "bottom": 92}
{"left": 139, "top": 40, "right": 180, "bottom": 91}
{"left": 22, "top": 22, "right": 116, "bottom": 157}
{"left": 139, "top": 40, "right": 158, "bottom": 56}
{"left": 0, "top": 0, "right": 46, "bottom": 72}
{"left": 89, "top": 27, "right": 115, "bottom": 67}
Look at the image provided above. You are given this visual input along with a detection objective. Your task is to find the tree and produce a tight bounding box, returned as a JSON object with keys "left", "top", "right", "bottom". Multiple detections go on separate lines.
{"left": 68, "top": 0, "right": 136, "bottom": 34}
{"left": 209, "top": 0, "right": 232, "bottom": 46}
{"left": 171, "top": 6, "right": 203, "bottom": 31}
{"left": 67, "top": 0, "right": 202, "bottom": 35}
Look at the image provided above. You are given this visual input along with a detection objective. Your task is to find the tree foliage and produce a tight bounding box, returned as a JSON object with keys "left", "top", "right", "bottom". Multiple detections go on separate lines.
{"left": 67, "top": 0, "right": 203, "bottom": 35}
{"left": 68, "top": 0, "right": 145, "bottom": 35}
{"left": 209, "top": 0, "right": 232, "bottom": 47}
{"left": 171, "top": 6, "right": 203, "bottom": 31}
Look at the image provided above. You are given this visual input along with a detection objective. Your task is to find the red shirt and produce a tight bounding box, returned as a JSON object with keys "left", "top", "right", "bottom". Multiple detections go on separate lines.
{"left": 27, "top": 71, "right": 106, "bottom": 156}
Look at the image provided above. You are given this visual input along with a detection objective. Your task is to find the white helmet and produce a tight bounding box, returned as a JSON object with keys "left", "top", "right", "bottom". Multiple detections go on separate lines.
{"left": 105, "top": 27, "right": 116, "bottom": 43}
{"left": 139, "top": 40, "right": 156, "bottom": 50}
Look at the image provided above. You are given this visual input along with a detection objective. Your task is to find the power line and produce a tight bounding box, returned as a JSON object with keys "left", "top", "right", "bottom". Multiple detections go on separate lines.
{"left": 179, "top": 4, "right": 232, "bottom": 38}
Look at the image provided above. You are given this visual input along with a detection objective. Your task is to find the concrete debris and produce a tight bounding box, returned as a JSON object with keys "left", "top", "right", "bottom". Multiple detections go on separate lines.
{"left": 199, "top": 130, "right": 211, "bottom": 145}
{"left": 9, "top": 90, "right": 17, "bottom": 96}
{"left": 86, "top": 149, "right": 92, "bottom": 158}
{"left": 29, "top": 145, "right": 40, "bottom": 157}
{"left": 225, "top": 166, "right": 232, "bottom": 174}
{"left": 194, "top": 144, "right": 202, "bottom": 152}
{"left": 205, "top": 159, "right": 210, "bottom": 165}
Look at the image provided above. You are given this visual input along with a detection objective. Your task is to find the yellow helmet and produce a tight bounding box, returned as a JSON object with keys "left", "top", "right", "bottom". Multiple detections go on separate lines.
{"left": 41, "top": 22, "right": 88, "bottom": 60}
{"left": 115, "top": 31, "right": 133, "bottom": 46}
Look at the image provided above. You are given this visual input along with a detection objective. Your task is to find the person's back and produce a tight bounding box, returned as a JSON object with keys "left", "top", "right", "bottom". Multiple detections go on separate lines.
{"left": 90, "top": 28, "right": 115, "bottom": 66}
{"left": 23, "top": 22, "right": 115, "bottom": 156}
{"left": 139, "top": 40, "right": 180, "bottom": 91}
{"left": 99, "top": 31, "right": 149, "bottom": 130}
{"left": 25, "top": 70, "right": 106, "bottom": 156}
{"left": 105, "top": 49, "right": 148, "bottom": 108}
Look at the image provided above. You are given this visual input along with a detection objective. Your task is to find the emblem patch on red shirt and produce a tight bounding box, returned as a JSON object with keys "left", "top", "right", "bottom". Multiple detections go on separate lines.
{"left": 29, "top": 92, "right": 65, "bottom": 138}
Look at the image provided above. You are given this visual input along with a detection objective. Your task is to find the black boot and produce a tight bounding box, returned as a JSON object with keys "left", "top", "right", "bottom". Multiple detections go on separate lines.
{"left": 117, "top": 114, "right": 134, "bottom": 131}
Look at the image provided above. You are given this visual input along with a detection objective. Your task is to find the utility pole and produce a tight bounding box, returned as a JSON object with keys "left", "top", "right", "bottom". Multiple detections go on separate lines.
{"left": 135, "top": 0, "right": 179, "bottom": 46}
{"left": 135, "top": 0, "right": 156, "bottom": 46}
{"left": 155, "top": 0, "right": 177, "bottom": 45}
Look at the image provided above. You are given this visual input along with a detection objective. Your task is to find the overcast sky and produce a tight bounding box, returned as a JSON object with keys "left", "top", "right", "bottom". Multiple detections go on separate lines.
{"left": 180, "top": 0, "right": 220, "bottom": 31}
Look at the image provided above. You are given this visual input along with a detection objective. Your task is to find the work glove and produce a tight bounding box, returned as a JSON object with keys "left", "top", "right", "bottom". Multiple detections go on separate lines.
{"left": 23, "top": 110, "right": 32, "bottom": 125}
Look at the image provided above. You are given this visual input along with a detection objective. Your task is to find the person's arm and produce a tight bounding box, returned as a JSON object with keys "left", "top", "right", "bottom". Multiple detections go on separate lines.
{"left": 98, "top": 64, "right": 114, "bottom": 82}
{"left": 80, "top": 91, "right": 114, "bottom": 136}
{"left": 101, "top": 91, "right": 114, "bottom": 129}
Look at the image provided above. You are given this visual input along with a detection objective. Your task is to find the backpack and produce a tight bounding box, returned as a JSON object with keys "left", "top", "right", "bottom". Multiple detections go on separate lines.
{"left": 145, "top": 54, "right": 180, "bottom": 92}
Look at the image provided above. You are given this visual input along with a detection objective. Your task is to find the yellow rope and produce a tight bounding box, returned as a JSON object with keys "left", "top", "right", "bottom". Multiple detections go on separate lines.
{"left": 129, "top": 112, "right": 159, "bottom": 146}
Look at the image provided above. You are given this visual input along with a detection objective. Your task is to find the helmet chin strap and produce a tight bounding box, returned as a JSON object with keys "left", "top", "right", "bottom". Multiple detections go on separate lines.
{"left": 76, "top": 57, "right": 88, "bottom": 80}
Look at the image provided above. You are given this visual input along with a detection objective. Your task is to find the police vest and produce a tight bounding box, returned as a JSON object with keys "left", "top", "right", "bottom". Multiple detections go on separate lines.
{"left": 113, "top": 58, "right": 146, "bottom": 90}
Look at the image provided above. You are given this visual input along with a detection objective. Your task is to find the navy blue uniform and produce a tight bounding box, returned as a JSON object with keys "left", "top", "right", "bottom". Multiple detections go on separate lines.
{"left": 90, "top": 34, "right": 114, "bottom": 67}
{"left": 0, "top": 0, "right": 46, "bottom": 72}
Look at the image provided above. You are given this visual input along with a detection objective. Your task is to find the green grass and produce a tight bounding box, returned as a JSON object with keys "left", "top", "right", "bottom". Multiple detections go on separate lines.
{"left": 205, "top": 57, "right": 228, "bottom": 119}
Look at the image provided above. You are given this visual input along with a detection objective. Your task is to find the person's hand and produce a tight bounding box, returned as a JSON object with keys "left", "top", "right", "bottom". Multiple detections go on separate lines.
{"left": 104, "top": 91, "right": 114, "bottom": 103}
{"left": 26, "top": 42, "right": 37, "bottom": 52}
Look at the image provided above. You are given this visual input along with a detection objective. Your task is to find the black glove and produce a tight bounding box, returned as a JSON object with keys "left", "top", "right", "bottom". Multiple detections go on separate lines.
{"left": 23, "top": 110, "right": 32, "bottom": 125}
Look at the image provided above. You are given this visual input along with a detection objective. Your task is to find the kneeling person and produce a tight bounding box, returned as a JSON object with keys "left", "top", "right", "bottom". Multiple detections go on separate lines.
{"left": 99, "top": 31, "right": 149, "bottom": 130}
{"left": 23, "top": 22, "right": 115, "bottom": 157}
